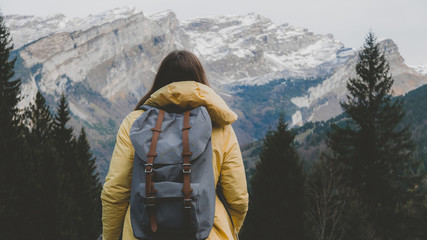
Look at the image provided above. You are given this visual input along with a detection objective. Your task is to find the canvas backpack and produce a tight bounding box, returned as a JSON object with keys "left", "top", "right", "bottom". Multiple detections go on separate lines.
{"left": 129, "top": 105, "right": 215, "bottom": 240}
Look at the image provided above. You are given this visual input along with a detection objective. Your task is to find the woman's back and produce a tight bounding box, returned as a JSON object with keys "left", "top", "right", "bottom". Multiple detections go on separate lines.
{"left": 101, "top": 81, "right": 249, "bottom": 239}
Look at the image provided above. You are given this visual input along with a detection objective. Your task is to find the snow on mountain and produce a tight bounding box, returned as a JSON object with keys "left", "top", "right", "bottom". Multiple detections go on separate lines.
{"left": 15, "top": 9, "right": 178, "bottom": 104}
{"left": 6, "top": 7, "right": 426, "bottom": 177}
{"left": 292, "top": 110, "right": 303, "bottom": 127}
{"left": 411, "top": 64, "right": 427, "bottom": 75}
{"left": 5, "top": 6, "right": 141, "bottom": 49}
{"left": 7, "top": 8, "right": 352, "bottom": 94}
{"left": 178, "top": 13, "right": 350, "bottom": 85}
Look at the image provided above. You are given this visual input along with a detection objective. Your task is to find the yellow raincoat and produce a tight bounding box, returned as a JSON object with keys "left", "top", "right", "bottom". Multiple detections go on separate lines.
{"left": 101, "top": 81, "right": 249, "bottom": 240}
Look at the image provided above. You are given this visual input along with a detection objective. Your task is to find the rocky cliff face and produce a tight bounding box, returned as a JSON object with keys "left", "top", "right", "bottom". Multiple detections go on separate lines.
{"left": 5, "top": 6, "right": 142, "bottom": 49}
{"left": 6, "top": 7, "right": 427, "bottom": 178}
{"left": 10, "top": 8, "right": 181, "bottom": 174}
{"left": 176, "top": 13, "right": 348, "bottom": 86}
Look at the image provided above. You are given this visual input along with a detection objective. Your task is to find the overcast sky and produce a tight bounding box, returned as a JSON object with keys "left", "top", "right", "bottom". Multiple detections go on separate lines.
{"left": 1, "top": 0, "right": 426, "bottom": 65}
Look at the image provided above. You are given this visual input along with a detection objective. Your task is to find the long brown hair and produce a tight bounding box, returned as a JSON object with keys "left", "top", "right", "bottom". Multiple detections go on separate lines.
{"left": 134, "top": 50, "right": 210, "bottom": 110}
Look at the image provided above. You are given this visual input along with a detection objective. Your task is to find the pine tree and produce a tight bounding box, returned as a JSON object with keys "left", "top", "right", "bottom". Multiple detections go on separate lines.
{"left": 75, "top": 127, "right": 102, "bottom": 239}
{"left": 25, "top": 92, "right": 54, "bottom": 142}
{"left": 54, "top": 94, "right": 75, "bottom": 156}
{"left": 23, "top": 91, "right": 61, "bottom": 239}
{"left": 53, "top": 94, "right": 79, "bottom": 239}
{"left": 0, "top": 13, "right": 26, "bottom": 239}
{"left": 326, "top": 32, "right": 420, "bottom": 239}
{"left": 0, "top": 15, "right": 20, "bottom": 137}
{"left": 240, "top": 115, "right": 306, "bottom": 240}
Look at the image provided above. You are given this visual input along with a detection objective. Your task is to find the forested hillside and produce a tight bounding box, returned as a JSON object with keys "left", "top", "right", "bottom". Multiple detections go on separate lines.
{"left": 242, "top": 83, "right": 427, "bottom": 179}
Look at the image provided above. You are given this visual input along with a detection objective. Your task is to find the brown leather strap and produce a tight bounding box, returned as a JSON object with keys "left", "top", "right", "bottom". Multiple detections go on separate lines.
{"left": 181, "top": 110, "right": 193, "bottom": 227}
{"left": 145, "top": 109, "right": 165, "bottom": 233}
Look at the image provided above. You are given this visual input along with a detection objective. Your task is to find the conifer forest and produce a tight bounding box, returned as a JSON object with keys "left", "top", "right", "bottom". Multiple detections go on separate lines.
{"left": 0, "top": 15, "right": 102, "bottom": 239}
{"left": 241, "top": 33, "right": 427, "bottom": 240}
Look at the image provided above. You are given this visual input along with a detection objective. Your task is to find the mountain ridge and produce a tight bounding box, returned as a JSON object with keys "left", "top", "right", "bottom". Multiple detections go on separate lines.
{"left": 6, "top": 7, "right": 427, "bottom": 179}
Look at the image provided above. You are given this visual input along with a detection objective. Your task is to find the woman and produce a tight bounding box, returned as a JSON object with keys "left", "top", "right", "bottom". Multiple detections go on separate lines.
{"left": 101, "top": 50, "right": 249, "bottom": 240}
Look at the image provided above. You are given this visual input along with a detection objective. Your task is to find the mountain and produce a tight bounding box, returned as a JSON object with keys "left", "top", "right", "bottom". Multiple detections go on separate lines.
{"left": 5, "top": 6, "right": 142, "bottom": 49}
{"left": 5, "top": 7, "right": 427, "bottom": 179}
{"left": 9, "top": 8, "right": 182, "bottom": 175}
{"left": 177, "top": 13, "right": 350, "bottom": 85}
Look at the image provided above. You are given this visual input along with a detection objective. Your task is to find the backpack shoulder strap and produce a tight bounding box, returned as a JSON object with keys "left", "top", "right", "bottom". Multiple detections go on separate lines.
{"left": 182, "top": 110, "right": 194, "bottom": 228}
{"left": 145, "top": 109, "right": 165, "bottom": 233}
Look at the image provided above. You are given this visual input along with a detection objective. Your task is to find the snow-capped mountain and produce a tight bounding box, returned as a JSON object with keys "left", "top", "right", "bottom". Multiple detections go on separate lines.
{"left": 5, "top": 6, "right": 141, "bottom": 49}
{"left": 177, "top": 13, "right": 350, "bottom": 85}
{"left": 5, "top": 7, "right": 427, "bottom": 177}
{"left": 7, "top": 7, "right": 353, "bottom": 124}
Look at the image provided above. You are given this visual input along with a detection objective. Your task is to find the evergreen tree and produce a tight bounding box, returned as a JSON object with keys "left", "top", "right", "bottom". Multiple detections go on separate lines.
{"left": 0, "top": 13, "right": 26, "bottom": 239}
{"left": 54, "top": 94, "right": 75, "bottom": 156}
{"left": 0, "top": 15, "right": 20, "bottom": 137}
{"left": 23, "top": 91, "right": 61, "bottom": 239}
{"left": 241, "top": 115, "right": 306, "bottom": 240}
{"left": 53, "top": 94, "right": 80, "bottom": 239}
{"left": 326, "top": 32, "right": 420, "bottom": 239}
{"left": 25, "top": 92, "right": 54, "bottom": 142}
{"left": 75, "top": 127, "right": 102, "bottom": 239}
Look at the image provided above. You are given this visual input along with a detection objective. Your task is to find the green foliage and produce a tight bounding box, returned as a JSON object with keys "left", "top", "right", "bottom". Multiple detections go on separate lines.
{"left": 23, "top": 91, "right": 60, "bottom": 239}
{"left": 0, "top": 15, "right": 102, "bottom": 236}
{"left": 0, "top": 89, "right": 103, "bottom": 239}
{"left": 0, "top": 13, "right": 27, "bottom": 240}
{"left": 53, "top": 94, "right": 102, "bottom": 239}
{"left": 326, "top": 32, "right": 422, "bottom": 239}
{"left": 74, "top": 128, "right": 102, "bottom": 239}
{"left": 240, "top": 115, "right": 306, "bottom": 239}
{"left": 292, "top": 83, "right": 427, "bottom": 239}
{"left": 401, "top": 84, "right": 427, "bottom": 171}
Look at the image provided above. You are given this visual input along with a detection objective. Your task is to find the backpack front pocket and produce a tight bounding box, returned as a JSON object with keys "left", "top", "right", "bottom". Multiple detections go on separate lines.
{"left": 139, "top": 181, "right": 200, "bottom": 233}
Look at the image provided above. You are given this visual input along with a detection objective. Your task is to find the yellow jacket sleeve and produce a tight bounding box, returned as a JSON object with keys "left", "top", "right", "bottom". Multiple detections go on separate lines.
{"left": 220, "top": 125, "right": 249, "bottom": 233}
{"left": 101, "top": 112, "right": 140, "bottom": 240}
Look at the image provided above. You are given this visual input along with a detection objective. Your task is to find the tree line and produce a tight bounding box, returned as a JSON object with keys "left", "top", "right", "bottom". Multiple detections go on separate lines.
{"left": 0, "top": 15, "right": 101, "bottom": 239}
{"left": 241, "top": 32, "right": 427, "bottom": 240}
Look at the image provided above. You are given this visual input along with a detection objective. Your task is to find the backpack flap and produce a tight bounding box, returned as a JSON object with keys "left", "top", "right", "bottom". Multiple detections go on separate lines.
{"left": 130, "top": 106, "right": 212, "bottom": 165}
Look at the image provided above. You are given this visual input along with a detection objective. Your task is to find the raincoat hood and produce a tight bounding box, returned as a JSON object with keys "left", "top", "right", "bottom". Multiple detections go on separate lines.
{"left": 144, "top": 81, "right": 238, "bottom": 126}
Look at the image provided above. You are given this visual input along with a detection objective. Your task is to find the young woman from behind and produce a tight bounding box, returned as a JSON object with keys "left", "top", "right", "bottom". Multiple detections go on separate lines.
{"left": 101, "top": 50, "right": 249, "bottom": 240}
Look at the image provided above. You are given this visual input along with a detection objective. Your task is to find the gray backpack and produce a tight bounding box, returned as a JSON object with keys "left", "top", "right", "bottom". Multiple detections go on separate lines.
{"left": 129, "top": 105, "right": 215, "bottom": 240}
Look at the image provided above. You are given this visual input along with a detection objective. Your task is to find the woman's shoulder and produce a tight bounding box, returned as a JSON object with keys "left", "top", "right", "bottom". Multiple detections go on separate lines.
{"left": 126, "top": 110, "right": 145, "bottom": 121}
{"left": 119, "top": 110, "right": 145, "bottom": 131}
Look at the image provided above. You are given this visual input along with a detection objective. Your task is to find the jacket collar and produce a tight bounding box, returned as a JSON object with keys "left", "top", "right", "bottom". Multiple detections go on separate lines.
{"left": 144, "top": 81, "right": 237, "bottom": 126}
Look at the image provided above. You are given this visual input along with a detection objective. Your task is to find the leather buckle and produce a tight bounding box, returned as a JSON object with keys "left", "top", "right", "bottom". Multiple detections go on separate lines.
{"left": 145, "top": 163, "right": 153, "bottom": 173}
{"left": 183, "top": 164, "right": 191, "bottom": 174}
